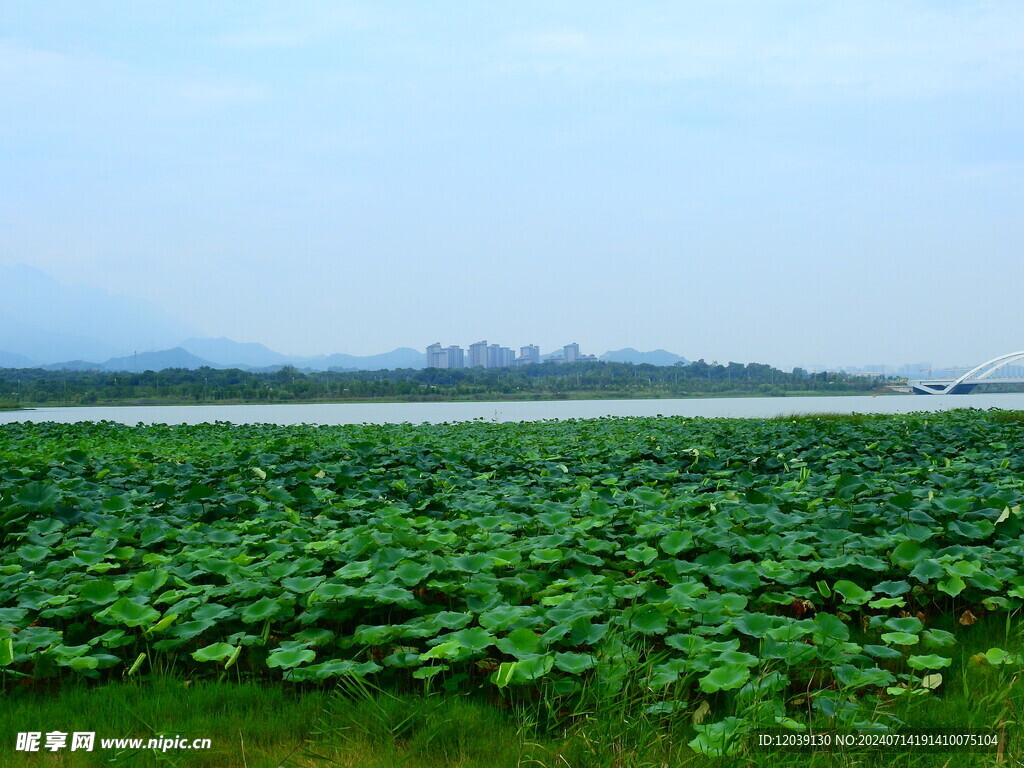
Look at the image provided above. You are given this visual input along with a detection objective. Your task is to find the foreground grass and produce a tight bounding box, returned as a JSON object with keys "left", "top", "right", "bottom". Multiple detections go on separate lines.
{"left": 3, "top": 614, "right": 1020, "bottom": 767}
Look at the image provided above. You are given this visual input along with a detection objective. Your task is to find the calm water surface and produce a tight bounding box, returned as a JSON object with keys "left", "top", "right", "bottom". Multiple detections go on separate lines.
{"left": 2, "top": 393, "right": 1024, "bottom": 426}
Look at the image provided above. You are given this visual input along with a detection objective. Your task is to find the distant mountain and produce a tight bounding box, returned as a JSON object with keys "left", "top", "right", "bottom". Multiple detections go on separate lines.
{"left": 178, "top": 339, "right": 425, "bottom": 372}
{"left": 0, "top": 309, "right": 122, "bottom": 364}
{"left": 41, "top": 360, "right": 105, "bottom": 372}
{"left": 0, "top": 264, "right": 202, "bottom": 363}
{"left": 314, "top": 348, "right": 425, "bottom": 371}
{"left": 179, "top": 337, "right": 288, "bottom": 368}
{"left": 97, "top": 348, "right": 218, "bottom": 372}
{"left": 0, "top": 350, "right": 37, "bottom": 368}
{"left": 601, "top": 348, "right": 689, "bottom": 366}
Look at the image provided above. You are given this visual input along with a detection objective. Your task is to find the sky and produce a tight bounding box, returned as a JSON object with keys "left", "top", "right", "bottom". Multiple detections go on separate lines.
{"left": 2, "top": 1, "right": 1023, "bottom": 369}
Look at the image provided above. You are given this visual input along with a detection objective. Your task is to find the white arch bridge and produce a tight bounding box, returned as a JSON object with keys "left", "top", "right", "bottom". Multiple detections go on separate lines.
{"left": 909, "top": 351, "right": 1024, "bottom": 394}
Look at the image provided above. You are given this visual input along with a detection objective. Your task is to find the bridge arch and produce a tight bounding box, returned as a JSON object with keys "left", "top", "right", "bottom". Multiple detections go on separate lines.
{"left": 911, "top": 350, "right": 1024, "bottom": 394}
{"left": 947, "top": 350, "right": 1024, "bottom": 393}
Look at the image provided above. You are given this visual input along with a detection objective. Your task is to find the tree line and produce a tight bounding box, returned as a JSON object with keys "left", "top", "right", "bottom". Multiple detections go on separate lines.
{"left": 0, "top": 360, "right": 890, "bottom": 406}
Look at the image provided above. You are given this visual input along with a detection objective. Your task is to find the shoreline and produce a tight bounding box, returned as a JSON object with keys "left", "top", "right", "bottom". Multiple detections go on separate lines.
{"left": 4, "top": 389, "right": 903, "bottom": 409}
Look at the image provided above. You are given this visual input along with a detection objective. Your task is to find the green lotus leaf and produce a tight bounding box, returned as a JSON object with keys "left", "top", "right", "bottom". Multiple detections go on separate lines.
{"left": 732, "top": 612, "right": 775, "bottom": 638}
{"left": 553, "top": 652, "right": 596, "bottom": 674}
{"left": 17, "top": 482, "right": 60, "bottom": 510}
{"left": 451, "top": 553, "right": 493, "bottom": 572}
{"left": 496, "top": 627, "right": 543, "bottom": 658}
{"left": 633, "top": 487, "right": 663, "bottom": 505}
{"left": 16, "top": 545, "right": 49, "bottom": 563}
{"left": 480, "top": 605, "right": 533, "bottom": 631}
{"left": 451, "top": 627, "right": 495, "bottom": 652}
{"left": 867, "top": 597, "right": 905, "bottom": 609}
{"left": 921, "top": 629, "right": 956, "bottom": 649}
{"left": 335, "top": 561, "right": 373, "bottom": 579}
{"left": 717, "top": 650, "right": 759, "bottom": 667}
{"left": 699, "top": 663, "right": 750, "bottom": 693}
{"left": 948, "top": 520, "right": 990, "bottom": 540}
{"left": 394, "top": 561, "right": 433, "bottom": 585}
{"left": 354, "top": 625, "right": 400, "bottom": 645}
{"left": 569, "top": 621, "right": 608, "bottom": 646}
{"left": 413, "top": 664, "right": 449, "bottom": 680}
{"left": 660, "top": 531, "right": 694, "bottom": 555}
{"left": 873, "top": 580, "right": 911, "bottom": 596}
{"left": 293, "top": 659, "right": 381, "bottom": 680}
{"left": 833, "top": 664, "right": 896, "bottom": 688}
{"left": 0, "top": 637, "right": 14, "bottom": 667}
{"left": 99, "top": 598, "right": 161, "bottom": 627}
{"left": 507, "top": 654, "right": 555, "bottom": 683}
{"left": 429, "top": 612, "right": 475, "bottom": 631}
{"left": 984, "top": 647, "right": 1023, "bottom": 665}
{"left": 529, "top": 548, "right": 563, "bottom": 565}
{"left": 944, "top": 560, "right": 981, "bottom": 577}
{"left": 648, "top": 658, "right": 689, "bottom": 687}
{"left": 936, "top": 575, "right": 966, "bottom": 596}
{"left": 890, "top": 541, "right": 929, "bottom": 567}
{"left": 267, "top": 647, "right": 316, "bottom": 669}
{"left": 626, "top": 604, "right": 668, "bottom": 635}
{"left": 862, "top": 644, "right": 904, "bottom": 660}
{"left": 881, "top": 631, "right": 919, "bottom": 646}
{"left": 240, "top": 597, "right": 284, "bottom": 623}
{"left": 907, "top": 654, "right": 952, "bottom": 670}
{"left": 969, "top": 572, "right": 1002, "bottom": 592}
{"left": 192, "top": 603, "right": 233, "bottom": 622}
{"left": 624, "top": 546, "right": 658, "bottom": 565}
{"left": 192, "top": 642, "right": 236, "bottom": 663}
{"left": 536, "top": 510, "right": 571, "bottom": 528}
{"left": 910, "top": 560, "right": 944, "bottom": 583}
{"left": 207, "top": 530, "right": 240, "bottom": 545}
{"left": 710, "top": 563, "right": 761, "bottom": 592}
{"left": 689, "top": 716, "right": 745, "bottom": 757}
{"left": 884, "top": 616, "right": 923, "bottom": 634}
{"left": 66, "top": 656, "right": 100, "bottom": 671}
{"left": 133, "top": 570, "right": 169, "bottom": 592}
{"left": 314, "top": 582, "right": 359, "bottom": 600}
{"left": 182, "top": 485, "right": 217, "bottom": 503}
{"left": 812, "top": 613, "right": 850, "bottom": 645}
{"left": 281, "top": 576, "right": 323, "bottom": 593}
{"left": 833, "top": 580, "right": 873, "bottom": 606}
{"left": 78, "top": 580, "right": 119, "bottom": 604}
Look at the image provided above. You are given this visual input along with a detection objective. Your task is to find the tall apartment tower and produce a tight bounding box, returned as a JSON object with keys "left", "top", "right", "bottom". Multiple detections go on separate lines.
{"left": 519, "top": 345, "right": 540, "bottom": 365}
{"left": 445, "top": 345, "right": 465, "bottom": 369}
{"left": 426, "top": 342, "right": 448, "bottom": 368}
{"left": 468, "top": 341, "right": 488, "bottom": 368}
{"left": 564, "top": 343, "right": 580, "bottom": 363}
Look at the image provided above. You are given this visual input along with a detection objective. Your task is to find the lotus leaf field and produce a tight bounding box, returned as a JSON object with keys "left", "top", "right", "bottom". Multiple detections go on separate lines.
{"left": 2, "top": 410, "right": 1023, "bottom": 754}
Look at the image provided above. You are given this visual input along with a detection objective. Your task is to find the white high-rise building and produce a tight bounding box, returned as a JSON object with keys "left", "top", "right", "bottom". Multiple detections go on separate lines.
{"left": 563, "top": 343, "right": 580, "bottom": 363}
{"left": 469, "top": 341, "right": 488, "bottom": 368}
{"left": 426, "top": 342, "right": 448, "bottom": 368}
{"left": 445, "top": 345, "right": 465, "bottom": 368}
{"left": 518, "top": 345, "right": 540, "bottom": 365}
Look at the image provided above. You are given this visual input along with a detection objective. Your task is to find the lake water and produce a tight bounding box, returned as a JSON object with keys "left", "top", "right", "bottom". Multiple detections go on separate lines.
{"left": 2, "top": 393, "right": 1024, "bottom": 426}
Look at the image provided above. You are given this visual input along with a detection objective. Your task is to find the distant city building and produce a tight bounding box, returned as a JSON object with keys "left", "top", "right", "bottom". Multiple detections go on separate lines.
{"left": 425, "top": 342, "right": 447, "bottom": 368}
{"left": 432, "top": 340, "right": 585, "bottom": 369}
{"left": 518, "top": 345, "right": 540, "bottom": 365}
{"left": 469, "top": 341, "right": 488, "bottom": 368}
{"left": 445, "top": 345, "right": 465, "bottom": 369}
{"left": 487, "top": 344, "right": 515, "bottom": 368}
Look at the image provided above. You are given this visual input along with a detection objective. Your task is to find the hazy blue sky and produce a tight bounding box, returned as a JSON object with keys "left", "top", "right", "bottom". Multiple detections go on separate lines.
{"left": 3, "top": 1, "right": 1022, "bottom": 368}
